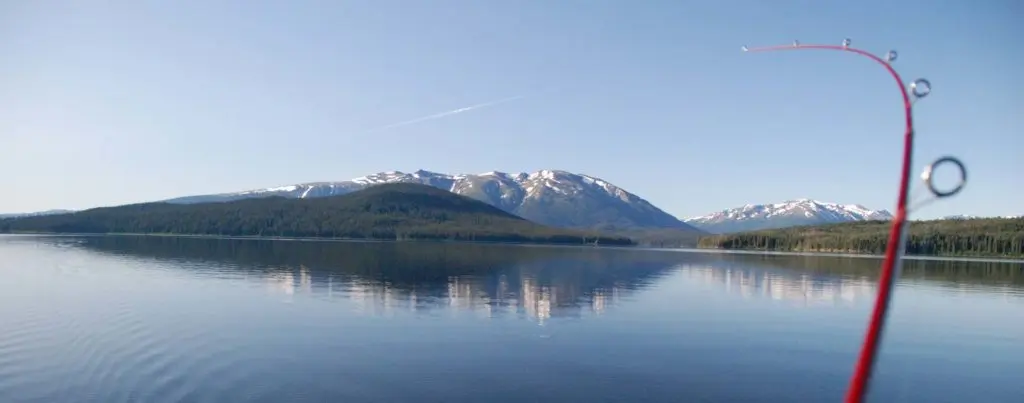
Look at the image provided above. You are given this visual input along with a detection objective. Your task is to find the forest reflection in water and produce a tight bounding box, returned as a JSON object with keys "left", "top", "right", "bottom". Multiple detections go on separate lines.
{"left": 53, "top": 235, "right": 1024, "bottom": 322}
{"left": 3, "top": 235, "right": 1023, "bottom": 403}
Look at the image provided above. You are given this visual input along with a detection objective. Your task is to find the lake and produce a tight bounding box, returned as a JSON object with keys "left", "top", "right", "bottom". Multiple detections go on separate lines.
{"left": 1, "top": 235, "right": 1021, "bottom": 403}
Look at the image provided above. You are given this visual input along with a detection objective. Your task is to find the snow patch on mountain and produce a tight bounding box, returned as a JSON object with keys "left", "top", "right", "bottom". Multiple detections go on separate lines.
{"left": 684, "top": 199, "right": 894, "bottom": 234}
{"left": 162, "top": 169, "right": 700, "bottom": 232}
{"left": 941, "top": 214, "right": 1022, "bottom": 220}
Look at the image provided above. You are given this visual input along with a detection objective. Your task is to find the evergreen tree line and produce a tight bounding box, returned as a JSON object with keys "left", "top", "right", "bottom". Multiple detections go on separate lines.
{"left": 696, "top": 218, "right": 1024, "bottom": 258}
{"left": 0, "top": 183, "right": 635, "bottom": 246}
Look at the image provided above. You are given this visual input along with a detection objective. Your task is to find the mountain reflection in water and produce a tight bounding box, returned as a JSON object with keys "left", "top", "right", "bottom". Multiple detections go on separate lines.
{"left": 64, "top": 236, "right": 1024, "bottom": 321}
{"left": 2, "top": 235, "right": 1022, "bottom": 403}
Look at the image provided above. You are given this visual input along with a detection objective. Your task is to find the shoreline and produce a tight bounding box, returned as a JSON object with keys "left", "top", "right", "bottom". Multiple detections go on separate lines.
{"left": 0, "top": 232, "right": 634, "bottom": 249}
{"left": 669, "top": 247, "right": 1024, "bottom": 264}
{"left": 6, "top": 233, "right": 1024, "bottom": 263}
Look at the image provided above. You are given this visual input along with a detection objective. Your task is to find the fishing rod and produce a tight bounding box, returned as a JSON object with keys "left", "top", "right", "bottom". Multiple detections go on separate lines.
{"left": 740, "top": 38, "right": 968, "bottom": 403}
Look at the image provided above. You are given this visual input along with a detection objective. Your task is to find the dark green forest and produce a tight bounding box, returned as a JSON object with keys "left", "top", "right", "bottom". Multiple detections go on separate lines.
{"left": 0, "top": 183, "right": 635, "bottom": 246}
{"left": 611, "top": 228, "right": 703, "bottom": 248}
{"left": 697, "top": 217, "right": 1024, "bottom": 258}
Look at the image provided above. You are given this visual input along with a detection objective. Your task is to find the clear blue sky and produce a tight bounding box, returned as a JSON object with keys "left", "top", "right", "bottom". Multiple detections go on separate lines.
{"left": 2, "top": 1, "right": 1021, "bottom": 219}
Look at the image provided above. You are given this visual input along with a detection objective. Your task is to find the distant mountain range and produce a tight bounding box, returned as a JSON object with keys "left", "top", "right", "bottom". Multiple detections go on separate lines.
{"left": 0, "top": 209, "right": 75, "bottom": 219}
{"left": 163, "top": 169, "right": 702, "bottom": 234}
{"left": 3, "top": 171, "right": 1013, "bottom": 237}
{"left": 684, "top": 199, "right": 894, "bottom": 234}
{"left": 941, "top": 214, "right": 1022, "bottom": 220}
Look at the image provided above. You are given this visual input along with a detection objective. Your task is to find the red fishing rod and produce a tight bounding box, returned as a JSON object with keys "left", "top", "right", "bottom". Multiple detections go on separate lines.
{"left": 740, "top": 38, "right": 967, "bottom": 403}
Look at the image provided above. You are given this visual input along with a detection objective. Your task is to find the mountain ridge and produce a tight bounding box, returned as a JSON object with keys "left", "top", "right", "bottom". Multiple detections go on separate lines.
{"left": 684, "top": 198, "right": 894, "bottom": 234}
{"left": 0, "top": 209, "right": 76, "bottom": 219}
{"left": 0, "top": 183, "right": 635, "bottom": 246}
{"left": 162, "top": 169, "right": 703, "bottom": 234}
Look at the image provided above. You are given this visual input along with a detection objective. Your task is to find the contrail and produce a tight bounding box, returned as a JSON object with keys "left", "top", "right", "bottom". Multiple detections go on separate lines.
{"left": 362, "top": 94, "right": 527, "bottom": 133}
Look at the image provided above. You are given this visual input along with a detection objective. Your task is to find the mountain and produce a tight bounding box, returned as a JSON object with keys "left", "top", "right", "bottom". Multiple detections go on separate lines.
{"left": 0, "top": 183, "right": 635, "bottom": 246}
{"left": 696, "top": 216, "right": 1024, "bottom": 258}
{"left": 941, "top": 215, "right": 975, "bottom": 220}
{"left": 163, "top": 169, "right": 703, "bottom": 233}
{"left": 685, "top": 199, "right": 893, "bottom": 234}
{"left": 0, "top": 209, "right": 75, "bottom": 219}
{"left": 942, "top": 214, "right": 1022, "bottom": 220}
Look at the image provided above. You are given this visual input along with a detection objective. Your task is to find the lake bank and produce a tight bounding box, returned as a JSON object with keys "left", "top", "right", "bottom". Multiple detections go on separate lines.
{"left": 679, "top": 246, "right": 1024, "bottom": 264}
{"left": 6, "top": 232, "right": 1023, "bottom": 263}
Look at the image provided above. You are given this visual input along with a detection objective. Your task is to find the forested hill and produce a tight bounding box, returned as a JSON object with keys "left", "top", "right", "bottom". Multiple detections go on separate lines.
{"left": 0, "top": 183, "right": 635, "bottom": 246}
{"left": 696, "top": 217, "right": 1024, "bottom": 258}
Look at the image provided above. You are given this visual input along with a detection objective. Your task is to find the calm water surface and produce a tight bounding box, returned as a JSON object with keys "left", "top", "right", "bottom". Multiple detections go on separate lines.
{"left": 1, "top": 235, "right": 1022, "bottom": 403}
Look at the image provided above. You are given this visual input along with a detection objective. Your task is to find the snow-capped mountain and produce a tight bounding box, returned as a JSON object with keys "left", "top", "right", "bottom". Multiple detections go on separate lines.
{"left": 684, "top": 199, "right": 894, "bottom": 234}
{"left": 0, "top": 209, "right": 75, "bottom": 219}
{"left": 942, "top": 214, "right": 982, "bottom": 220}
{"left": 941, "top": 214, "right": 1022, "bottom": 220}
{"left": 164, "top": 169, "right": 702, "bottom": 232}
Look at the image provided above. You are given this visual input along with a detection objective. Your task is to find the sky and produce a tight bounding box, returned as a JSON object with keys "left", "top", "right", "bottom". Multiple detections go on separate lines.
{"left": 2, "top": 0, "right": 1021, "bottom": 219}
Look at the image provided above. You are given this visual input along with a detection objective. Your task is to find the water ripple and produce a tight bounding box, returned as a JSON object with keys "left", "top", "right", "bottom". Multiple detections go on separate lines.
{"left": 1, "top": 235, "right": 1022, "bottom": 403}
